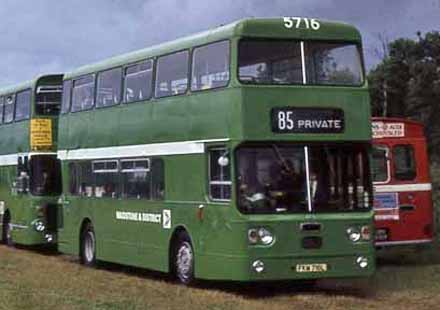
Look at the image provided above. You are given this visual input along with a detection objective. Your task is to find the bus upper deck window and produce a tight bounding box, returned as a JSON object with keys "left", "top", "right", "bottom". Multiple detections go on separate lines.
{"left": 97, "top": 68, "right": 122, "bottom": 108}
{"left": 393, "top": 145, "right": 416, "bottom": 181}
{"left": 15, "top": 89, "right": 31, "bottom": 121}
{"left": 155, "top": 50, "right": 189, "bottom": 98}
{"left": 0, "top": 97, "right": 4, "bottom": 124}
{"left": 36, "top": 85, "right": 63, "bottom": 115}
{"left": 61, "top": 80, "right": 72, "bottom": 114}
{"left": 124, "top": 60, "right": 153, "bottom": 103}
{"left": 72, "top": 75, "right": 95, "bottom": 112}
{"left": 192, "top": 40, "right": 230, "bottom": 91}
{"left": 304, "top": 42, "right": 363, "bottom": 86}
{"left": 238, "top": 40, "right": 302, "bottom": 85}
{"left": 4, "top": 94, "right": 15, "bottom": 123}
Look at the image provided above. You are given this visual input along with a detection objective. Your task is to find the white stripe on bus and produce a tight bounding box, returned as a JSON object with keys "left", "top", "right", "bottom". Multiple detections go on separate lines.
{"left": 0, "top": 152, "right": 57, "bottom": 166}
{"left": 374, "top": 183, "right": 432, "bottom": 193}
{"left": 57, "top": 138, "right": 229, "bottom": 161}
{"left": 376, "top": 239, "right": 432, "bottom": 246}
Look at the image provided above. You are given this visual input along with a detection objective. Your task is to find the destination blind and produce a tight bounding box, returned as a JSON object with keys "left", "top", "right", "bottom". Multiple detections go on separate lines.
{"left": 271, "top": 107, "right": 344, "bottom": 133}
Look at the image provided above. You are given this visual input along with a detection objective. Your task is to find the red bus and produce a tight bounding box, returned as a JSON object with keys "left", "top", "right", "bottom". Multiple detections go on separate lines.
{"left": 372, "top": 117, "right": 434, "bottom": 246}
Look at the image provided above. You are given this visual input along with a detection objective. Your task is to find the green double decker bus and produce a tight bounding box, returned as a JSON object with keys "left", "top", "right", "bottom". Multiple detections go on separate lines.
{"left": 57, "top": 18, "right": 374, "bottom": 283}
{"left": 0, "top": 74, "right": 63, "bottom": 246}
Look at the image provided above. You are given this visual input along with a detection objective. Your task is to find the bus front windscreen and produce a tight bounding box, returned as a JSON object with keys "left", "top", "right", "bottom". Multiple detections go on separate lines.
{"left": 30, "top": 155, "right": 62, "bottom": 196}
{"left": 236, "top": 144, "right": 372, "bottom": 214}
{"left": 36, "top": 85, "right": 63, "bottom": 115}
{"left": 238, "top": 40, "right": 363, "bottom": 86}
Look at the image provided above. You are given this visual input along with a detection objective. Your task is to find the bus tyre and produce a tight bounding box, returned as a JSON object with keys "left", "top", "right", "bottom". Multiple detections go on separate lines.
{"left": 173, "top": 232, "right": 195, "bottom": 285}
{"left": 80, "top": 223, "right": 96, "bottom": 266}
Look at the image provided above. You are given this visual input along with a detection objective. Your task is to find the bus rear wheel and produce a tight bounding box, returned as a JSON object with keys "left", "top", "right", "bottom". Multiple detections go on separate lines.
{"left": 80, "top": 223, "right": 96, "bottom": 266}
{"left": 173, "top": 232, "right": 195, "bottom": 285}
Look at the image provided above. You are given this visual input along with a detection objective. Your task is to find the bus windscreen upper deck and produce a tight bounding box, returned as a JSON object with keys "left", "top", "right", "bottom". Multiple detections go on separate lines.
{"left": 236, "top": 143, "right": 372, "bottom": 214}
{"left": 238, "top": 40, "right": 363, "bottom": 86}
{"left": 35, "top": 85, "right": 63, "bottom": 115}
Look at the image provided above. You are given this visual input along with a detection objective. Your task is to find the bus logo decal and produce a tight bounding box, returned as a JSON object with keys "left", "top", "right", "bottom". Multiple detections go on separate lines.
{"left": 162, "top": 210, "right": 171, "bottom": 229}
{"left": 115, "top": 211, "right": 161, "bottom": 224}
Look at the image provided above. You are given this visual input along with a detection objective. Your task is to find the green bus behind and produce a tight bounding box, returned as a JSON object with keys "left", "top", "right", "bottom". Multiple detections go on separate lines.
{"left": 0, "top": 74, "right": 63, "bottom": 246}
{"left": 57, "top": 18, "right": 375, "bottom": 283}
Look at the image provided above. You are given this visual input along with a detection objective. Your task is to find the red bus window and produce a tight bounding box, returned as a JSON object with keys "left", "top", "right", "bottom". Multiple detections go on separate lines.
{"left": 372, "top": 146, "right": 389, "bottom": 183}
{"left": 393, "top": 145, "right": 416, "bottom": 181}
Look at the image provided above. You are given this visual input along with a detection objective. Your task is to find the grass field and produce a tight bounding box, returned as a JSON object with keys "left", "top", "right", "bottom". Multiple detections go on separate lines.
{"left": 1, "top": 244, "right": 440, "bottom": 310}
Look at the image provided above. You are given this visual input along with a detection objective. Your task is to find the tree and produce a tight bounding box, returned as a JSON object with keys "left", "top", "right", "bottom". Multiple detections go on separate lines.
{"left": 368, "top": 31, "right": 440, "bottom": 160}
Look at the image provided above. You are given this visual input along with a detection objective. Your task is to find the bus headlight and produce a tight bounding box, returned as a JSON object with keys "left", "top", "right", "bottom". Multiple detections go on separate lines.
{"left": 258, "top": 228, "right": 274, "bottom": 245}
{"left": 347, "top": 227, "right": 361, "bottom": 242}
{"left": 248, "top": 227, "right": 275, "bottom": 245}
{"left": 33, "top": 220, "right": 45, "bottom": 232}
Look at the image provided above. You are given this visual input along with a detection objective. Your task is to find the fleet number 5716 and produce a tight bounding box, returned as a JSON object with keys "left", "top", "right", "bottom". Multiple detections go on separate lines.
{"left": 283, "top": 17, "right": 320, "bottom": 30}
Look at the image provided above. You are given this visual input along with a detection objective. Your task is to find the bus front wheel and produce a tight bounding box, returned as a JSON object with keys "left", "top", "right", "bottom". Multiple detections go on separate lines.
{"left": 173, "top": 231, "right": 195, "bottom": 285}
{"left": 80, "top": 222, "right": 96, "bottom": 266}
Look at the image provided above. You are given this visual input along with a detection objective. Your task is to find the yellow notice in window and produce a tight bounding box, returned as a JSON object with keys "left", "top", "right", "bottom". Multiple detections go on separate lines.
{"left": 30, "top": 118, "right": 52, "bottom": 149}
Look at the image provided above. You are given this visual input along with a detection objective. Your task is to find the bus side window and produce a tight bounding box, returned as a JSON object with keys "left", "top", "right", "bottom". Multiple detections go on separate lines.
{"left": 61, "top": 80, "right": 72, "bottom": 114}
{"left": 393, "top": 145, "right": 416, "bottom": 181}
{"left": 92, "top": 160, "right": 119, "bottom": 198}
{"left": 71, "top": 75, "right": 95, "bottom": 112}
{"left": 4, "top": 94, "right": 15, "bottom": 123}
{"left": 155, "top": 50, "right": 189, "bottom": 98}
{"left": 0, "top": 96, "right": 4, "bottom": 124}
{"left": 124, "top": 60, "right": 153, "bottom": 103}
{"left": 15, "top": 89, "right": 31, "bottom": 121}
{"left": 151, "top": 158, "right": 165, "bottom": 200}
{"left": 209, "top": 148, "right": 231, "bottom": 201}
{"left": 121, "top": 159, "right": 150, "bottom": 199}
{"left": 96, "top": 67, "right": 122, "bottom": 108}
{"left": 191, "top": 40, "right": 230, "bottom": 91}
{"left": 68, "top": 162, "right": 77, "bottom": 195}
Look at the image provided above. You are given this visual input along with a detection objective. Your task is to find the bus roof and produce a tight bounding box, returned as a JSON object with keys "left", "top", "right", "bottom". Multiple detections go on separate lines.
{"left": 0, "top": 73, "right": 64, "bottom": 97}
{"left": 64, "top": 17, "right": 362, "bottom": 80}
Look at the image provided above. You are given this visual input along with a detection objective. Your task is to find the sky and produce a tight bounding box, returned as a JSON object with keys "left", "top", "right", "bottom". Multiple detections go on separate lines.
{"left": 0, "top": 0, "right": 438, "bottom": 86}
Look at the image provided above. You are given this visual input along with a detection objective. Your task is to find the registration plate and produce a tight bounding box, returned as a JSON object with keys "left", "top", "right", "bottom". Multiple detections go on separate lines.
{"left": 295, "top": 263, "right": 328, "bottom": 273}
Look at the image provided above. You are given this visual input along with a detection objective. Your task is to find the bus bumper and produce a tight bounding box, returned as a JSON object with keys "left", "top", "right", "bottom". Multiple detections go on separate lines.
{"left": 196, "top": 252, "right": 375, "bottom": 281}
{"left": 8, "top": 224, "right": 56, "bottom": 246}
